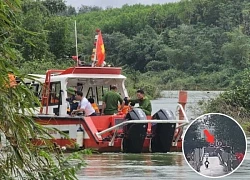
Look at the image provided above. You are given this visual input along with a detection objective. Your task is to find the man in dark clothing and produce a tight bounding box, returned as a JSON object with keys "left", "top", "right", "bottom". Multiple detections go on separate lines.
{"left": 66, "top": 87, "right": 78, "bottom": 114}
{"left": 102, "top": 85, "right": 124, "bottom": 115}
{"left": 128, "top": 89, "right": 152, "bottom": 116}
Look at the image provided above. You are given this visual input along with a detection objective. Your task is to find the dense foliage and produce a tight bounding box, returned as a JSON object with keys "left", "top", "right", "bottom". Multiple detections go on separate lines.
{"left": 0, "top": 0, "right": 86, "bottom": 179}
{"left": 10, "top": 0, "right": 250, "bottom": 95}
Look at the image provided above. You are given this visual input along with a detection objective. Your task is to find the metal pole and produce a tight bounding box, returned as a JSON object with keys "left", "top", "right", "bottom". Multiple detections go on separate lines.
{"left": 178, "top": 91, "right": 187, "bottom": 120}
{"left": 74, "top": 20, "right": 79, "bottom": 67}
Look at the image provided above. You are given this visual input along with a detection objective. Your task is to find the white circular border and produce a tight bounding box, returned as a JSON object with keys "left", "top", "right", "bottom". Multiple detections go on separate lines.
{"left": 182, "top": 112, "right": 248, "bottom": 179}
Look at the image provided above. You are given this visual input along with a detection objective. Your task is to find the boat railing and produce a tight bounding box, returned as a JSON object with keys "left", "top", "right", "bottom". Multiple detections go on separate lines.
{"left": 172, "top": 103, "right": 189, "bottom": 146}
{"left": 96, "top": 104, "right": 189, "bottom": 142}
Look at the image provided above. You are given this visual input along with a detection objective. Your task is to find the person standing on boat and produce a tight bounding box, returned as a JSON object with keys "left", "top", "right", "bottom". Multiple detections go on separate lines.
{"left": 66, "top": 87, "right": 78, "bottom": 114}
{"left": 101, "top": 85, "right": 124, "bottom": 115}
{"left": 71, "top": 91, "right": 96, "bottom": 116}
{"left": 128, "top": 89, "right": 152, "bottom": 116}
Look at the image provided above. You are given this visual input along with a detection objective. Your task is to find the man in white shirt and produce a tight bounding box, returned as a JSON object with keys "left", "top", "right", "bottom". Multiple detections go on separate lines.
{"left": 71, "top": 91, "right": 96, "bottom": 116}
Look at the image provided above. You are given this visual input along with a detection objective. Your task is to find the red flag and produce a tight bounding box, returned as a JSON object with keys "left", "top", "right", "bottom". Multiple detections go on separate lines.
{"left": 96, "top": 31, "right": 105, "bottom": 66}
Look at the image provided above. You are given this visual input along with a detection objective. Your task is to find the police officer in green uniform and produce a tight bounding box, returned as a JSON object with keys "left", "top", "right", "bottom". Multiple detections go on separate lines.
{"left": 102, "top": 85, "right": 124, "bottom": 115}
{"left": 129, "top": 89, "right": 152, "bottom": 116}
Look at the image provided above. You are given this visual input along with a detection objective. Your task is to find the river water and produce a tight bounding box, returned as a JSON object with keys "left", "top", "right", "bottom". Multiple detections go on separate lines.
{"left": 77, "top": 91, "right": 250, "bottom": 179}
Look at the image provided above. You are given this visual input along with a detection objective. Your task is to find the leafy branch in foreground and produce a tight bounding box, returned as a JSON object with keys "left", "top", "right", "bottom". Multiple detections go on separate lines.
{"left": 0, "top": 1, "right": 87, "bottom": 179}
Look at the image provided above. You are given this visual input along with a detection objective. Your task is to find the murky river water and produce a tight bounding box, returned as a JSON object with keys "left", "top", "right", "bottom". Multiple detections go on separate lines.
{"left": 77, "top": 91, "right": 250, "bottom": 179}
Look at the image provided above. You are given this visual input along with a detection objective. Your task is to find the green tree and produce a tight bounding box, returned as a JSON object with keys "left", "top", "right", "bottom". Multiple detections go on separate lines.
{"left": 65, "top": 5, "right": 76, "bottom": 16}
{"left": 222, "top": 28, "right": 250, "bottom": 69}
{"left": 242, "top": 3, "right": 250, "bottom": 35}
{"left": 15, "top": 0, "right": 52, "bottom": 62}
{"left": 21, "top": 0, "right": 49, "bottom": 15}
{"left": 217, "top": 0, "right": 245, "bottom": 31}
{"left": 0, "top": 1, "right": 85, "bottom": 179}
{"left": 145, "top": 60, "right": 169, "bottom": 71}
{"left": 103, "top": 32, "right": 129, "bottom": 66}
{"left": 42, "top": 0, "right": 67, "bottom": 15}
{"left": 45, "top": 16, "right": 72, "bottom": 60}
{"left": 117, "top": 25, "right": 162, "bottom": 72}
{"left": 78, "top": 5, "right": 102, "bottom": 14}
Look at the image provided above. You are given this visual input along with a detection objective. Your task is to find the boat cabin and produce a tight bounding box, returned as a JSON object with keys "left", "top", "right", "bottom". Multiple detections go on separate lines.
{"left": 26, "top": 66, "right": 128, "bottom": 116}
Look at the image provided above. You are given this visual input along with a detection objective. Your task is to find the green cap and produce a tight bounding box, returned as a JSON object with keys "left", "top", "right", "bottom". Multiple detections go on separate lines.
{"left": 66, "top": 87, "right": 76, "bottom": 95}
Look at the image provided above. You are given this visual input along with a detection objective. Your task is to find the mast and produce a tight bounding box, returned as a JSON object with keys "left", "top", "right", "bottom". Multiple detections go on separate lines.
{"left": 74, "top": 20, "right": 79, "bottom": 67}
{"left": 91, "top": 31, "right": 98, "bottom": 67}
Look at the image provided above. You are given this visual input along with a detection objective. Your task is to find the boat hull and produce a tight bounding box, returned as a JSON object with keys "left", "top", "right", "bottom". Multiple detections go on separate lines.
{"left": 33, "top": 114, "right": 183, "bottom": 153}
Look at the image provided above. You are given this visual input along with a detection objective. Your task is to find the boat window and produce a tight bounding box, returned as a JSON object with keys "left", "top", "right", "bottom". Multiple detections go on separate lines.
{"left": 85, "top": 86, "right": 109, "bottom": 105}
{"left": 97, "top": 86, "right": 109, "bottom": 104}
{"left": 76, "top": 83, "right": 83, "bottom": 91}
{"left": 86, "top": 87, "right": 97, "bottom": 105}
{"left": 25, "top": 82, "right": 41, "bottom": 97}
{"left": 25, "top": 82, "right": 41, "bottom": 107}
{"left": 49, "top": 82, "right": 61, "bottom": 105}
{"left": 86, "top": 87, "right": 94, "bottom": 99}
{"left": 29, "top": 84, "right": 40, "bottom": 97}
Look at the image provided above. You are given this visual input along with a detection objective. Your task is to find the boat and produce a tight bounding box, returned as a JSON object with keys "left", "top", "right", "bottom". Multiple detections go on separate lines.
{"left": 27, "top": 29, "right": 190, "bottom": 153}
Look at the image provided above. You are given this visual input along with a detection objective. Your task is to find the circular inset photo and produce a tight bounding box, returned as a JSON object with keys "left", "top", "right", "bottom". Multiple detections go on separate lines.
{"left": 182, "top": 113, "right": 247, "bottom": 178}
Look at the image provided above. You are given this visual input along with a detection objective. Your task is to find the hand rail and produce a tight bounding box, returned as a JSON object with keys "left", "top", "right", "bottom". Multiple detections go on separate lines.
{"left": 96, "top": 104, "right": 190, "bottom": 139}
{"left": 172, "top": 104, "right": 189, "bottom": 145}
{"left": 96, "top": 119, "right": 188, "bottom": 138}
{"left": 177, "top": 103, "right": 189, "bottom": 121}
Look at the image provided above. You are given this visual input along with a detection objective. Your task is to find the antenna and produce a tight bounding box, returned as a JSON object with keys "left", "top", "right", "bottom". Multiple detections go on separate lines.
{"left": 74, "top": 20, "right": 79, "bottom": 67}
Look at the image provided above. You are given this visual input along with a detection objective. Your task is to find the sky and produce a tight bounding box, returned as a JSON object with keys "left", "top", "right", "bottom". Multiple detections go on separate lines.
{"left": 65, "top": 0, "right": 181, "bottom": 9}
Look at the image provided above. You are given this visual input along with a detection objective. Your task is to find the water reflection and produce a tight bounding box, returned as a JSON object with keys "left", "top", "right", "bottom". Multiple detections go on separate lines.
{"left": 78, "top": 153, "right": 186, "bottom": 179}
{"left": 78, "top": 140, "right": 249, "bottom": 179}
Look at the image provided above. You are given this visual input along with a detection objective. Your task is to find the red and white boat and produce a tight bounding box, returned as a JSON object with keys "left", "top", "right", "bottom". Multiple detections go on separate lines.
{"left": 29, "top": 29, "right": 190, "bottom": 153}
